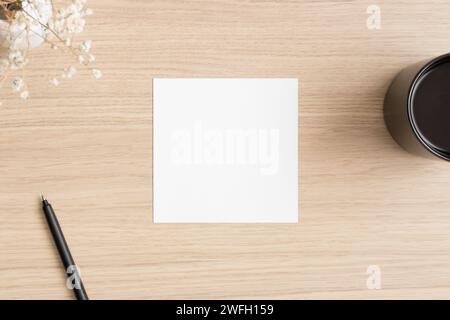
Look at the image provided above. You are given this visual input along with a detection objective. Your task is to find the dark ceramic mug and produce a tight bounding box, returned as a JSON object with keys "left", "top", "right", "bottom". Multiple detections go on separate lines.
{"left": 384, "top": 53, "right": 450, "bottom": 160}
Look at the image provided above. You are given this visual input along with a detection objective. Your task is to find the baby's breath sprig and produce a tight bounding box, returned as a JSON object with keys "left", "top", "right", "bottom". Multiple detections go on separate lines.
{"left": 0, "top": 0, "right": 101, "bottom": 106}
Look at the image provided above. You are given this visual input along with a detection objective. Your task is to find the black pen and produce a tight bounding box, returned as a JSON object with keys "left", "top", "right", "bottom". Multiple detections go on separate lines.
{"left": 41, "top": 195, "right": 89, "bottom": 300}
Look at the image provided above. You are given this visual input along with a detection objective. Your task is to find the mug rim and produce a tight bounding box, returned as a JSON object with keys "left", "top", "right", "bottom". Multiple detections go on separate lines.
{"left": 407, "top": 53, "right": 450, "bottom": 161}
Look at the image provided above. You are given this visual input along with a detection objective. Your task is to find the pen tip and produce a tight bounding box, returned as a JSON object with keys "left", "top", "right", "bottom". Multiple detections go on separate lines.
{"left": 41, "top": 194, "right": 46, "bottom": 201}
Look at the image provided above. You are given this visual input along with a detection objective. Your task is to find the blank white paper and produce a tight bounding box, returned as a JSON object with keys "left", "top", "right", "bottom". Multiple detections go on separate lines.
{"left": 153, "top": 78, "right": 298, "bottom": 223}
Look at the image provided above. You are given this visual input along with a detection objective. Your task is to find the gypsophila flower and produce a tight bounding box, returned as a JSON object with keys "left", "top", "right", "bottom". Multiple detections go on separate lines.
{"left": 79, "top": 40, "right": 92, "bottom": 53}
{"left": 0, "top": 0, "right": 101, "bottom": 104}
{"left": 92, "top": 69, "right": 102, "bottom": 79}
{"left": 11, "top": 77, "right": 24, "bottom": 92}
{"left": 50, "top": 78, "right": 60, "bottom": 86}
{"left": 64, "top": 65, "right": 77, "bottom": 78}
{"left": 9, "top": 50, "right": 28, "bottom": 70}
{"left": 20, "top": 91, "right": 29, "bottom": 99}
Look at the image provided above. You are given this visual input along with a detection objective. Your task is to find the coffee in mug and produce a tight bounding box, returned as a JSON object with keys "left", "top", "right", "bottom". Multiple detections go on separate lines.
{"left": 384, "top": 53, "right": 450, "bottom": 160}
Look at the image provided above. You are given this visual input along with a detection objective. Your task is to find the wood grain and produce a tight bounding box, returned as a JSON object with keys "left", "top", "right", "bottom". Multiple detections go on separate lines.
{"left": 1, "top": 0, "right": 450, "bottom": 299}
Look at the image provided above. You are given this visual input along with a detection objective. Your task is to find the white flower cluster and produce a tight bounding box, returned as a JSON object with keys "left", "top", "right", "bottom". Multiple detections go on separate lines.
{"left": 0, "top": 0, "right": 101, "bottom": 105}
{"left": 48, "top": 0, "right": 91, "bottom": 37}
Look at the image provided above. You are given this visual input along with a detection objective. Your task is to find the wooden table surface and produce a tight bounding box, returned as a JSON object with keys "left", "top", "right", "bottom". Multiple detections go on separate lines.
{"left": 1, "top": 0, "right": 450, "bottom": 300}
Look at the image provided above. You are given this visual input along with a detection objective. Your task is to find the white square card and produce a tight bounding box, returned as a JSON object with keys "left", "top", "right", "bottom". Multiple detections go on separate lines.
{"left": 153, "top": 78, "right": 298, "bottom": 223}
